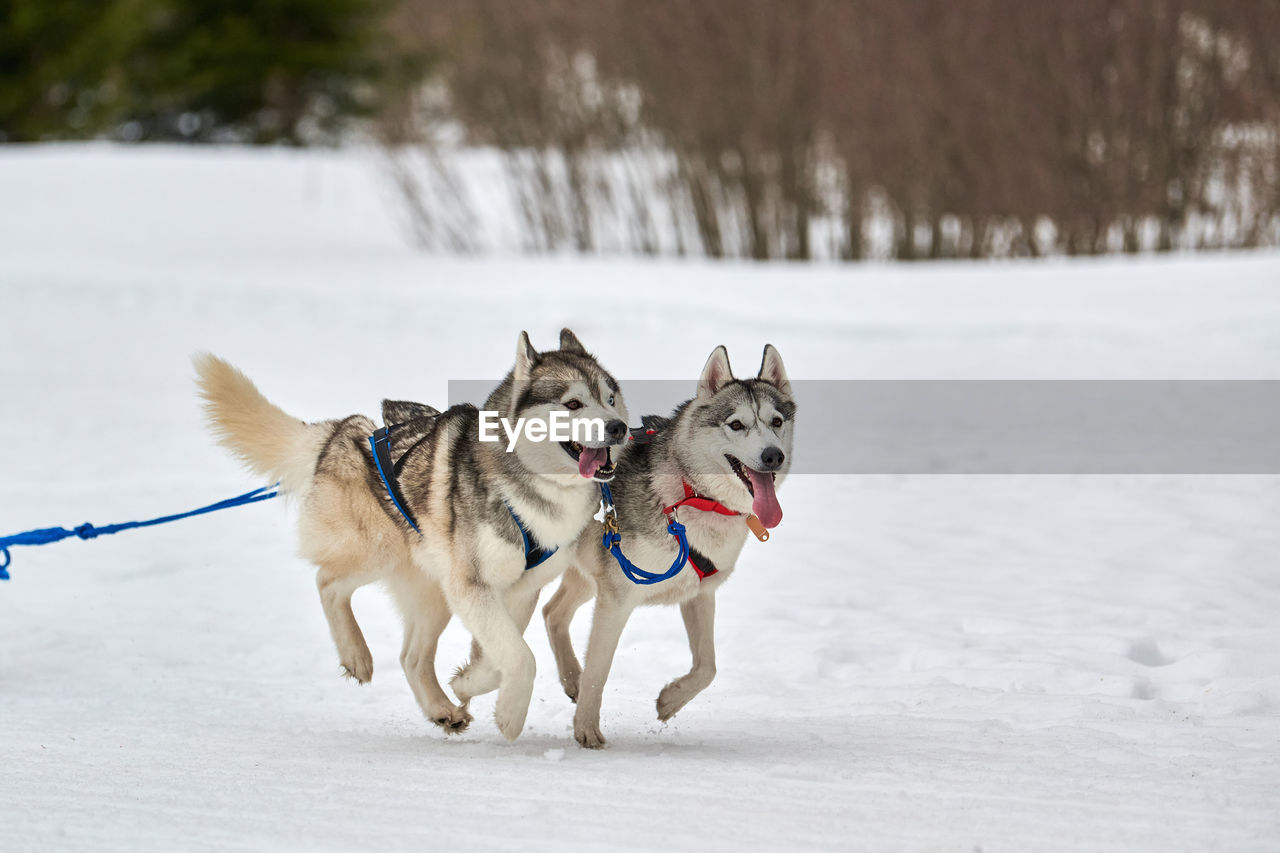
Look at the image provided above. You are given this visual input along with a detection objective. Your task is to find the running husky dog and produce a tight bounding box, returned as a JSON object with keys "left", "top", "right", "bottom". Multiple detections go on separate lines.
{"left": 542, "top": 344, "right": 794, "bottom": 747}
{"left": 194, "top": 329, "right": 628, "bottom": 741}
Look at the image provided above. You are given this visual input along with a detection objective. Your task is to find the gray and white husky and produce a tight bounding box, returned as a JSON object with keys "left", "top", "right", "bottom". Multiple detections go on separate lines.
{"left": 542, "top": 344, "right": 794, "bottom": 747}
{"left": 194, "top": 329, "right": 628, "bottom": 741}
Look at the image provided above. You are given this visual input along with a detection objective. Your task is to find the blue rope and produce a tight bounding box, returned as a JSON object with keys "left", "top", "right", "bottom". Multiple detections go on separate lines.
{"left": 0, "top": 483, "right": 280, "bottom": 581}
{"left": 598, "top": 482, "right": 690, "bottom": 585}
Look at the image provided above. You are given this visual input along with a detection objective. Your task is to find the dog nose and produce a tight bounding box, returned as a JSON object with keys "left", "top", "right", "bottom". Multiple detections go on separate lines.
{"left": 759, "top": 446, "right": 785, "bottom": 471}
{"left": 605, "top": 419, "right": 628, "bottom": 444}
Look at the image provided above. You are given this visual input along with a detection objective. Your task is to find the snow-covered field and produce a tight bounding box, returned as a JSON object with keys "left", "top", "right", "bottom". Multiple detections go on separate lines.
{"left": 1, "top": 144, "right": 1278, "bottom": 852}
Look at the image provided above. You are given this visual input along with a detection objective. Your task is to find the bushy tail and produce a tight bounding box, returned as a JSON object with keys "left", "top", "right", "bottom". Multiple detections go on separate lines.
{"left": 193, "top": 353, "right": 325, "bottom": 494}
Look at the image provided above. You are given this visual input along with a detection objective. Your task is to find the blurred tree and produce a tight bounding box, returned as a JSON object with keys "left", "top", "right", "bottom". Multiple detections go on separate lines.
{"left": 0, "top": 0, "right": 413, "bottom": 144}
{"left": 124, "top": 0, "right": 391, "bottom": 143}
{"left": 0, "top": 0, "right": 143, "bottom": 141}
{"left": 391, "top": 0, "right": 1280, "bottom": 259}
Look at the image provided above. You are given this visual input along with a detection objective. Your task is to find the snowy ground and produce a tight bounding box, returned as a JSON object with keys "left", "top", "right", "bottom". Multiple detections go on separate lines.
{"left": 1, "top": 144, "right": 1278, "bottom": 852}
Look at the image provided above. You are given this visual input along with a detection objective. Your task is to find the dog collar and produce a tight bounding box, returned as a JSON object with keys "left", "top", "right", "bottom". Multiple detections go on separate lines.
{"left": 665, "top": 481, "right": 770, "bottom": 543}
{"left": 663, "top": 481, "right": 740, "bottom": 518}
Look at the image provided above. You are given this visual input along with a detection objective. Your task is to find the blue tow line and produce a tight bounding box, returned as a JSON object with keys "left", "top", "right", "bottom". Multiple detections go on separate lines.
{"left": 1, "top": 479, "right": 687, "bottom": 585}
{"left": 0, "top": 483, "right": 280, "bottom": 581}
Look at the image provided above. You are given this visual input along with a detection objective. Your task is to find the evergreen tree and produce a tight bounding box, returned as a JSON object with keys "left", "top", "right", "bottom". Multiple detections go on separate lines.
{"left": 0, "top": 0, "right": 401, "bottom": 143}
{"left": 125, "top": 0, "right": 390, "bottom": 143}
{"left": 0, "top": 0, "right": 143, "bottom": 141}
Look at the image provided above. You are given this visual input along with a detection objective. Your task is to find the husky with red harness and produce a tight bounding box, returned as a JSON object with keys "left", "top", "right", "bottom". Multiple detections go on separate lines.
{"left": 541, "top": 344, "right": 795, "bottom": 748}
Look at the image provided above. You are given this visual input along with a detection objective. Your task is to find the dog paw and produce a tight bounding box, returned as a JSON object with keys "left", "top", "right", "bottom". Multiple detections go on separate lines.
{"left": 560, "top": 666, "right": 581, "bottom": 703}
{"left": 574, "top": 720, "right": 607, "bottom": 749}
{"left": 657, "top": 669, "right": 712, "bottom": 721}
{"left": 449, "top": 668, "right": 474, "bottom": 704}
{"left": 451, "top": 662, "right": 500, "bottom": 704}
{"left": 655, "top": 680, "right": 687, "bottom": 721}
{"left": 340, "top": 652, "right": 374, "bottom": 684}
{"left": 428, "top": 703, "right": 473, "bottom": 735}
{"left": 493, "top": 690, "right": 531, "bottom": 743}
{"left": 493, "top": 707, "right": 527, "bottom": 743}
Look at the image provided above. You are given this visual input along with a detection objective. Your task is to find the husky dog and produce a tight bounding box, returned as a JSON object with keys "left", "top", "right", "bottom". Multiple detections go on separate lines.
{"left": 194, "top": 329, "right": 628, "bottom": 741}
{"left": 542, "top": 344, "right": 794, "bottom": 747}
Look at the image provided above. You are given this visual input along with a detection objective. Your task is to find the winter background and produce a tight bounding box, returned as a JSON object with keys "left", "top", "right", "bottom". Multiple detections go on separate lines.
{"left": 1, "top": 145, "right": 1277, "bottom": 852}
{"left": 3, "top": 3, "right": 1280, "bottom": 851}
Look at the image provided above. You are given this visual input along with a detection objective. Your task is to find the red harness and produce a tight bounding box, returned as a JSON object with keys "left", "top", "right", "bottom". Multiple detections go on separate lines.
{"left": 628, "top": 427, "right": 770, "bottom": 580}
{"left": 663, "top": 481, "right": 741, "bottom": 519}
{"left": 661, "top": 481, "right": 740, "bottom": 580}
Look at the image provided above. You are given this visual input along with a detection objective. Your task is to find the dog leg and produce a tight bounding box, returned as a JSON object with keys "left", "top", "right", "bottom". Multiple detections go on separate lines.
{"left": 315, "top": 564, "right": 374, "bottom": 684}
{"left": 656, "top": 591, "right": 717, "bottom": 721}
{"left": 444, "top": 573, "right": 537, "bottom": 742}
{"left": 543, "top": 566, "right": 596, "bottom": 702}
{"left": 450, "top": 583, "right": 541, "bottom": 701}
{"left": 573, "top": 593, "right": 635, "bottom": 749}
{"left": 396, "top": 576, "right": 472, "bottom": 733}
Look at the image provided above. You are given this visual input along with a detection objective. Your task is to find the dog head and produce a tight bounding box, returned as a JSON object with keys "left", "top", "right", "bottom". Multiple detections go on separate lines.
{"left": 675, "top": 344, "right": 795, "bottom": 528}
{"left": 488, "top": 328, "right": 629, "bottom": 483}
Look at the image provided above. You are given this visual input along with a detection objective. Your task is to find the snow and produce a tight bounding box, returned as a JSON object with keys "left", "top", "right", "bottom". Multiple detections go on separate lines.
{"left": 1, "top": 144, "right": 1279, "bottom": 852}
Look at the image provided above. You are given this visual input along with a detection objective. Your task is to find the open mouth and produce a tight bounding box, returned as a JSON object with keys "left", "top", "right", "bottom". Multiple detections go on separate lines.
{"left": 725, "top": 454, "right": 774, "bottom": 496}
{"left": 563, "top": 441, "right": 616, "bottom": 481}
{"left": 725, "top": 454, "right": 782, "bottom": 529}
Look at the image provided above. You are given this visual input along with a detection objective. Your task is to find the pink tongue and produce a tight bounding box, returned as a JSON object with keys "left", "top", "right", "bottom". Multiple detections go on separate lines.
{"left": 746, "top": 469, "right": 783, "bottom": 528}
{"left": 578, "top": 446, "right": 608, "bottom": 478}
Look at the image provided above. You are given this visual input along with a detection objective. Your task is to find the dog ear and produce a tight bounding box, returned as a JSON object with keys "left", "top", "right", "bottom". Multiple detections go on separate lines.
{"left": 757, "top": 344, "right": 792, "bottom": 397}
{"left": 697, "top": 345, "right": 734, "bottom": 399}
{"left": 511, "top": 331, "right": 539, "bottom": 409}
{"left": 514, "top": 331, "right": 539, "bottom": 379}
{"left": 559, "top": 328, "right": 589, "bottom": 355}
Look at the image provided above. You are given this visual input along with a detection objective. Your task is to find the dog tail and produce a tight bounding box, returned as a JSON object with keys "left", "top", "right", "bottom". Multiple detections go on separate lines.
{"left": 193, "top": 353, "right": 326, "bottom": 494}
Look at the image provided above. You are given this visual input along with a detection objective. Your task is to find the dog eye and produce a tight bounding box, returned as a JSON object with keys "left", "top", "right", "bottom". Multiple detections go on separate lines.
{"left": 607, "top": 394, "right": 615, "bottom": 406}
{"left": 771, "top": 416, "right": 784, "bottom": 428}
{"left": 729, "top": 420, "right": 745, "bottom": 431}
{"left": 565, "top": 400, "right": 583, "bottom": 411}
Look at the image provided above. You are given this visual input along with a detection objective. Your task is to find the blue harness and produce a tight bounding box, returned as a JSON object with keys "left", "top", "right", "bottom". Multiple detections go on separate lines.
{"left": 370, "top": 425, "right": 556, "bottom": 571}
{"left": 504, "top": 502, "right": 557, "bottom": 571}
{"left": 370, "top": 428, "right": 694, "bottom": 582}
{"left": 369, "top": 425, "right": 419, "bottom": 533}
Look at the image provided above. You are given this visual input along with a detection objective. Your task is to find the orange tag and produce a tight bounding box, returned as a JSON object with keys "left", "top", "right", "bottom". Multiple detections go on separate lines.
{"left": 745, "top": 514, "right": 769, "bottom": 542}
